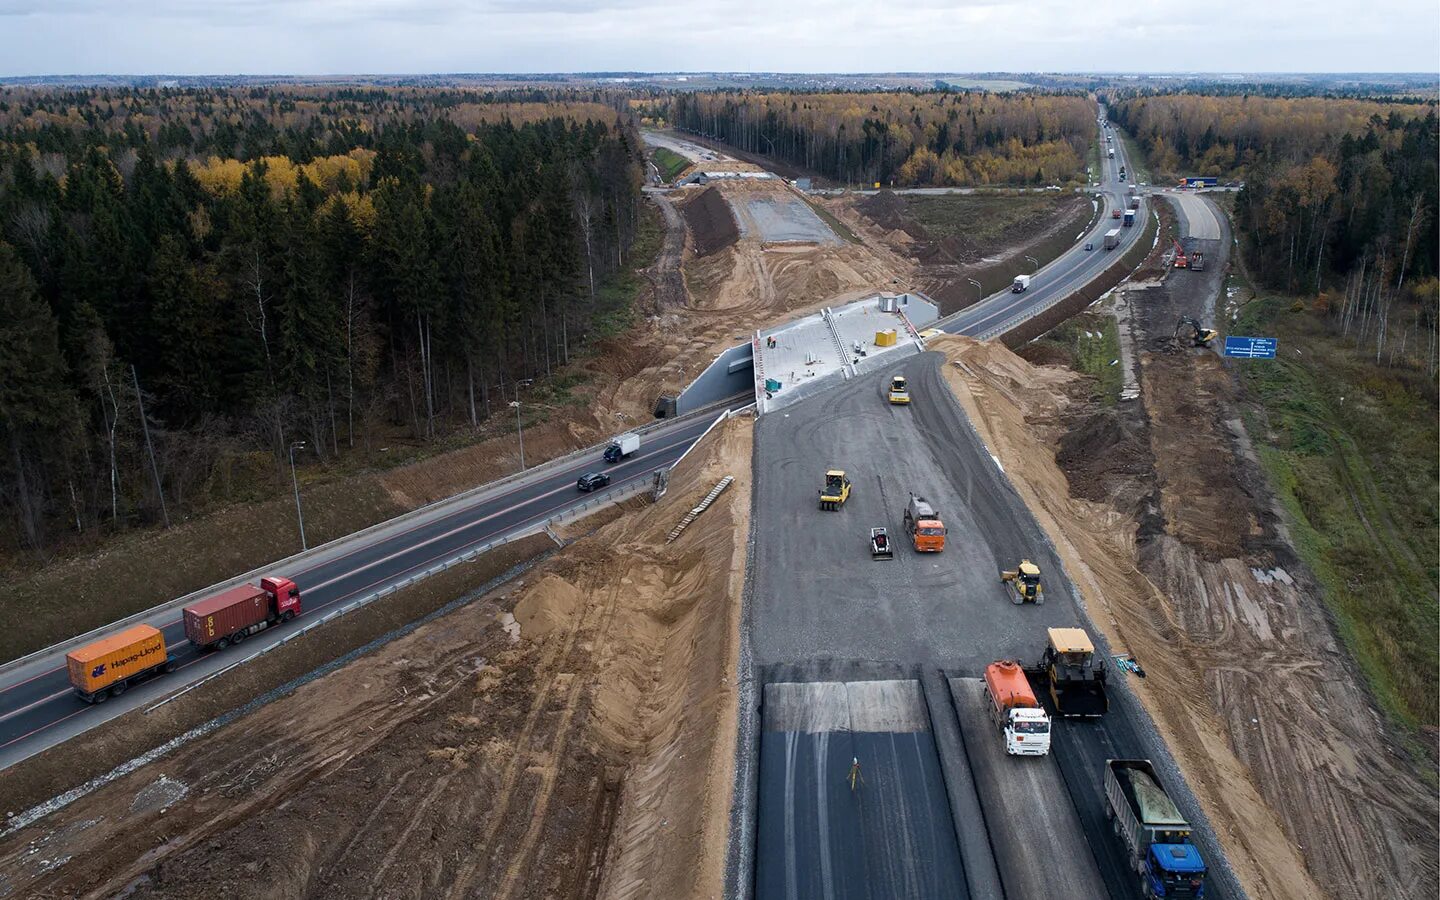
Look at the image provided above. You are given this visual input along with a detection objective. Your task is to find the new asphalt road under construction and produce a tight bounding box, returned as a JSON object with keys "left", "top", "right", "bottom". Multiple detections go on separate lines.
{"left": 748, "top": 353, "right": 1237, "bottom": 900}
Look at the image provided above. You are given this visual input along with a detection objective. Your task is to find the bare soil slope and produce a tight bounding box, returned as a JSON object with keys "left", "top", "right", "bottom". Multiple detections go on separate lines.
{"left": 0, "top": 418, "right": 754, "bottom": 900}
{"left": 931, "top": 328, "right": 1438, "bottom": 899}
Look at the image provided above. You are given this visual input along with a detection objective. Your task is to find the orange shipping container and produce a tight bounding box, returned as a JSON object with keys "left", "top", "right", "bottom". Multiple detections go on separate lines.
{"left": 66, "top": 624, "right": 168, "bottom": 697}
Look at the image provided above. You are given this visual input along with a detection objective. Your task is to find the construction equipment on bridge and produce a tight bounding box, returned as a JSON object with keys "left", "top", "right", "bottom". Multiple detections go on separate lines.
{"left": 1000, "top": 560, "right": 1044, "bottom": 604}
{"left": 887, "top": 375, "right": 910, "bottom": 405}
{"left": 1175, "top": 316, "right": 1218, "bottom": 348}
{"left": 1171, "top": 239, "right": 1189, "bottom": 269}
{"left": 1025, "top": 627, "right": 1109, "bottom": 718}
{"left": 870, "top": 527, "right": 894, "bottom": 560}
{"left": 819, "top": 470, "right": 851, "bottom": 511}
{"left": 903, "top": 494, "right": 946, "bottom": 551}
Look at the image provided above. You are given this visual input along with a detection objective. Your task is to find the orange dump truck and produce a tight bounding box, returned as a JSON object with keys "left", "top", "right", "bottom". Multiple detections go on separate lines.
{"left": 65, "top": 624, "right": 175, "bottom": 703}
{"left": 903, "top": 493, "right": 946, "bottom": 552}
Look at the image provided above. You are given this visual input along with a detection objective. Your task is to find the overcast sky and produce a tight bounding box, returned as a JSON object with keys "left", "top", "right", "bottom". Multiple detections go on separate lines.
{"left": 2, "top": 0, "right": 1437, "bottom": 76}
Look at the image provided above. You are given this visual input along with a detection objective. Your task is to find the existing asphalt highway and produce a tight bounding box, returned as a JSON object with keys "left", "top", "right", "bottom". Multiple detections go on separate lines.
{"left": 943, "top": 104, "right": 1148, "bottom": 340}
{"left": 0, "top": 403, "right": 741, "bottom": 769}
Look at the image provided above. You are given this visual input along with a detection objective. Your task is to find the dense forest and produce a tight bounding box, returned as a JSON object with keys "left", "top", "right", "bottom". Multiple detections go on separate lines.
{"left": 1108, "top": 93, "right": 1433, "bottom": 180}
{"left": 0, "top": 87, "right": 645, "bottom": 554}
{"left": 653, "top": 91, "right": 1095, "bottom": 187}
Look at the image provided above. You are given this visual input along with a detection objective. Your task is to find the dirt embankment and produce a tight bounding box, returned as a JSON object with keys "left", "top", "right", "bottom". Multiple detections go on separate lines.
{"left": 0, "top": 417, "right": 754, "bottom": 900}
{"left": 932, "top": 317, "right": 1439, "bottom": 896}
{"left": 682, "top": 186, "right": 740, "bottom": 257}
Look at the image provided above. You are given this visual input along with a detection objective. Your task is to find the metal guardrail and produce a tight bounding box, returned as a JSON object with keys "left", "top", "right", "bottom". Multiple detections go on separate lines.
{"left": 0, "top": 397, "right": 745, "bottom": 679}
{"left": 146, "top": 474, "right": 654, "bottom": 715}
{"left": 973, "top": 205, "right": 1158, "bottom": 342}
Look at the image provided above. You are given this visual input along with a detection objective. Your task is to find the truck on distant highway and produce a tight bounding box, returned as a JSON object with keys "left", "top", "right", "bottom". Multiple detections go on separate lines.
{"left": 1104, "top": 228, "right": 1121, "bottom": 250}
{"left": 1129, "top": 194, "right": 1141, "bottom": 210}
{"left": 183, "top": 576, "right": 302, "bottom": 652}
{"left": 1111, "top": 209, "right": 1122, "bottom": 219}
{"left": 66, "top": 624, "right": 176, "bottom": 703}
{"left": 1178, "top": 176, "right": 1219, "bottom": 189}
{"left": 1123, "top": 209, "right": 1136, "bottom": 228}
{"left": 1108, "top": 147, "right": 1116, "bottom": 158}
{"left": 603, "top": 433, "right": 640, "bottom": 463}
{"left": 1011, "top": 274, "right": 1031, "bottom": 293}
{"left": 1105, "top": 759, "right": 1209, "bottom": 898}
{"left": 983, "top": 661, "right": 1051, "bottom": 756}
{"left": 903, "top": 494, "right": 946, "bottom": 552}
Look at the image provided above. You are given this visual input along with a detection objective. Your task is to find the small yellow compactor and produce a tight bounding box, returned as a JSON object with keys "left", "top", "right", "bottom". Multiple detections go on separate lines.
{"left": 819, "top": 470, "right": 851, "bottom": 511}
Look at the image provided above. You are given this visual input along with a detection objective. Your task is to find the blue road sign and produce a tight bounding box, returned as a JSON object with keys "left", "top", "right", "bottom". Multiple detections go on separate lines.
{"left": 1223, "top": 336, "right": 1278, "bottom": 359}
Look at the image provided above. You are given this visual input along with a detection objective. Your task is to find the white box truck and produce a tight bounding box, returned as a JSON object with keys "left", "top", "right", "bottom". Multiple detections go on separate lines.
{"left": 603, "top": 433, "right": 640, "bottom": 463}
{"left": 1011, "top": 274, "right": 1032, "bottom": 293}
{"left": 1104, "top": 228, "right": 1121, "bottom": 250}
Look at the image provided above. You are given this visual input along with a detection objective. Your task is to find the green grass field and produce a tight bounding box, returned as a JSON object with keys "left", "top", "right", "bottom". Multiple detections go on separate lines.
{"left": 1033, "top": 314, "right": 1124, "bottom": 403}
{"left": 1234, "top": 291, "right": 1439, "bottom": 732}
{"left": 904, "top": 192, "right": 1078, "bottom": 245}
{"left": 651, "top": 146, "right": 690, "bottom": 183}
{"left": 905, "top": 193, "right": 1094, "bottom": 298}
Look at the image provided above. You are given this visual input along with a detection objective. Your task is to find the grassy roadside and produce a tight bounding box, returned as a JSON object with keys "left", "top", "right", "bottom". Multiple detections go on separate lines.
{"left": 1031, "top": 314, "right": 1124, "bottom": 403}
{"left": 651, "top": 146, "right": 689, "bottom": 183}
{"left": 966, "top": 197, "right": 1095, "bottom": 298}
{"left": 1114, "top": 127, "right": 1152, "bottom": 184}
{"left": 1233, "top": 292, "right": 1439, "bottom": 732}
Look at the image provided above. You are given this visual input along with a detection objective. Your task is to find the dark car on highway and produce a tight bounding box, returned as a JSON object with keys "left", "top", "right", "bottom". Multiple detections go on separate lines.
{"left": 577, "top": 472, "right": 611, "bottom": 492}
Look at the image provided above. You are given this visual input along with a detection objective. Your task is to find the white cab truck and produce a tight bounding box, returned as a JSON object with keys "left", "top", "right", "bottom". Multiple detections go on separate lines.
{"left": 1104, "top": 228, "right": 1121, "bottom": 250}
{"left": 1012, "top": 274, "right": 1032, "bottom": 293}
{"left": 984, "top": 661, "right": 1051, "bottom": 755}
{"left": 603, "top": 432, "right": 640, "bottom": 463}
{"left": 1108, "top": 147, "right": 1116, "bottom": 158}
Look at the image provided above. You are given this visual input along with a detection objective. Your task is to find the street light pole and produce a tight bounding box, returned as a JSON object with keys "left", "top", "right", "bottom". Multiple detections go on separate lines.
{"left": 1024, "top": 255, "right": 1040, "bottom": 274}
{"left": 510, "top": 379, "right": 533, "bottom": 472}
{"left": 966, "top": 277, "right": 983, "bottom": 304}
{"left": 288, "top": 440, "right": 308, "bottom": 550}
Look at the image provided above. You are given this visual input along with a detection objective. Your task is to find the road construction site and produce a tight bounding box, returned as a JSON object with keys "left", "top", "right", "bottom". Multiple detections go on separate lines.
{"left": 742, "top": 351, "right": 1240, "bottom": 900}
{"left": 3, "top": 113, "right": 1425, "bottom": 900}
{"left": 1030, "top": 193, "right": 1438, "bottom": 899}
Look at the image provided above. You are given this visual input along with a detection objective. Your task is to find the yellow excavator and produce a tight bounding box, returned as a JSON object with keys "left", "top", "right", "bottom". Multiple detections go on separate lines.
{"left": 1001, "top": 560, "right": 1044, "bottom": 604}
{"left": 1175, "top": 316, "right": 1218, "bottom": 349}
{"left": 819, "top": 470, "right": 851, "bottom": 511}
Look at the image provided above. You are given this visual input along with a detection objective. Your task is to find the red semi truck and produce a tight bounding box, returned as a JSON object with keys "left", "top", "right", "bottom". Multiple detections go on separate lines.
{"left": 183, "top": 576, "right": 302, "bottom": 651}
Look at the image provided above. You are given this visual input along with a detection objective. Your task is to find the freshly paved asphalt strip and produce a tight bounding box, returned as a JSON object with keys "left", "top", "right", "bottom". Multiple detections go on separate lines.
{"left": 949, "top": 677, "right": 1107, "bottom": 898}
{"left": 0, "top": 406, "right": 738, "bottom": 770}
{"left": 755, "top": 680, "right": 967, "bottom": 899}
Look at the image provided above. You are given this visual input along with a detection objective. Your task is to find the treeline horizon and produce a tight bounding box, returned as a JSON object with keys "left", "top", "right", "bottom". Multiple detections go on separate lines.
{"left": 650, "top": 90, "right": 1095, "bottom": 187}
{"left": 0, "top": 87, "right": 646, "bottom": 556}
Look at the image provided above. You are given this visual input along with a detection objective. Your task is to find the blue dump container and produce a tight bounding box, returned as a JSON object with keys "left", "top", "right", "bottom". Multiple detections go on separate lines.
{"left": 765, "top": 378, "right": 782, "bottom": 392}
